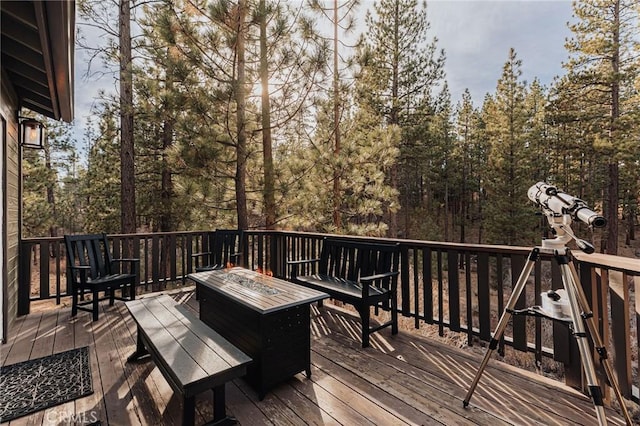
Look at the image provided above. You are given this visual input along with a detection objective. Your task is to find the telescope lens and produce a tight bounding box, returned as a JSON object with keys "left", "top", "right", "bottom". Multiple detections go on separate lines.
{"left": 575, "top": 207, "right": 607, "bottom": 228}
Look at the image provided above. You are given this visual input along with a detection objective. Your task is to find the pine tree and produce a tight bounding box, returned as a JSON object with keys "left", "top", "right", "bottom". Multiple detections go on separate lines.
{"left": 119, "top": 0, "right": 136, "bottom": 233}
{"left": 564, "top": 0, "right": 639, "bottom": 254}
{"left": 85, "top": 103, "right": 122, "bottom": 233}
{"left": 483, "top": 48, "right": 536, "bottom": 245}
{"left": 22, "top": 146, "right": 53, "bottom": 238}
{"left": 453, "top": 89, "right": 482, "bottom": 244}
{"left": 359, "top": 0, "right": 445, "bottom": 237}
{"left": 21, "top": 116, "right": 76, "bottom": 238}
{"left": 308, "top": 0, "right": 361, "bottom": 231}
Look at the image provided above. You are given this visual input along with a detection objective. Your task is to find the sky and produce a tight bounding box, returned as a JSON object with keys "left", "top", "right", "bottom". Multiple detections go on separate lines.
{"left": 426, "top": 0, "right": 575, "bottom": 106}
{"left": 71, "top": 0, "right": 576, "bottom": 145}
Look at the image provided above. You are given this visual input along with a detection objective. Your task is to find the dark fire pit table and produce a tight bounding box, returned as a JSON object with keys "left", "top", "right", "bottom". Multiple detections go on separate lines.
{"left": 188, "top": 267, "right": 328, "bottom": 399}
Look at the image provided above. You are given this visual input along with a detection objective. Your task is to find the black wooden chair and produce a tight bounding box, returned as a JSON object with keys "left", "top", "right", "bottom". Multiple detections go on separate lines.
{"left": 191, "top": 229, "right": 243, "bottom": 272}
{"left": 64, "top": 233, "right": 139, "bottom": 321}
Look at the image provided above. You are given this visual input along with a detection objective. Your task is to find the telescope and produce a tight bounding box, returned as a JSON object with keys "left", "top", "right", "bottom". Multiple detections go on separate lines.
{"left": 527, "top": 182, "right": 606, "bottom": 228}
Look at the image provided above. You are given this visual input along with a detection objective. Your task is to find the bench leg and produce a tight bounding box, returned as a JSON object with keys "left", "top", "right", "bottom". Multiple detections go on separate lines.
{"left": 210, "top": 384, "right": 236, "bottom": 425}
{"left": 127, "top": 330, "right": 149, "bottom": 362}
{"left": 183, "top": 395, "right": 196, "bottom": 426}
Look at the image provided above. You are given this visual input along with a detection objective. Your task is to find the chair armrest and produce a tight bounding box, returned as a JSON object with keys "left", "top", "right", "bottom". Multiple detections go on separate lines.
{"left": 286, "top": 258, "right": 320, "bottom": 265}
{"left": 359, "top": 271, "right": 399, "bottom": 282}
{"left": 68, "top": 265, "right": 91, "bottom": 284}
{"left": 112, "top": 258, "right": 140, "bottom": 275}
{"left": 191, "top": 252, "right": 211, "bottom": 259}
{"left": 69, "top": 265, "right": 92, "bottom": 271}
{"left": 286, "top": 258, "right": 320, "bottom": 280}
{"left": 360, "top": 271, "right": 399, "bottom": 299}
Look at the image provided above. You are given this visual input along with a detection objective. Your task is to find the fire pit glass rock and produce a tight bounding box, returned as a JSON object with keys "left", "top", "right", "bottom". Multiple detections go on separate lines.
{"left": 223, "top": 273, "right": 281, "bottom": 296}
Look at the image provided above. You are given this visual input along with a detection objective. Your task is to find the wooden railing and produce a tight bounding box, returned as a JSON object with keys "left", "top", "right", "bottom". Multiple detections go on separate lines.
{"left": 19, "top": 230, "right": 640, "bottom": 403}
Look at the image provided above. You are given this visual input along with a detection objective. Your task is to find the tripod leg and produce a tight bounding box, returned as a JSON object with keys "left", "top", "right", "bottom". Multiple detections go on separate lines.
{"left": 560, "top": 262, "right": 608, "bottom": 426}
{"left": 566, "top": 261, "right": 633, "bottom": 426}
{"left": 463, "top": 250, "right": 538, "bottom": 407}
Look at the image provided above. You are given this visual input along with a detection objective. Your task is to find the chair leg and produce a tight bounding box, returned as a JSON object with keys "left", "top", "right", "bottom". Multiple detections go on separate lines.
{"left": 92, "top": 290, "right": 100, "bottom": 321}
{"left": 391, "top": 294, "right": 398, "bottom": 335}
{"left": 109, "top": 288, "right": 115, "bottom": 306}
{"left": 71, "top": 284, "right": 78, "bottom": 317}
{"left": 360, "top": 306, "right": 370, "bottom": 348}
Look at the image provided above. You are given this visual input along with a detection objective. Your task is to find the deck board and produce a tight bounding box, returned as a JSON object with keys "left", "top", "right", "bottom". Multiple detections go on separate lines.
{"left": 2, "top": 289, "right": 630, "bottom": 426}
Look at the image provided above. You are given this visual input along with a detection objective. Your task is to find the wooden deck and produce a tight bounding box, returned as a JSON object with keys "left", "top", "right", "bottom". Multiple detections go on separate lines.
{"left": 1, "top": 288, "right": 629, "bottom": 426}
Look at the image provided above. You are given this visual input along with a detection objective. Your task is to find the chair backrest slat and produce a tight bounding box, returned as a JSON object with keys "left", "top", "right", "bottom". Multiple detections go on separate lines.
{"left": 318, "top": 238, "right": 400, "bottom": 288}
{"left": 65, "top": 233, "right": 112, "bottom": 279}
{"left": 209, "top": 229, "right": 242, "bottom": 267}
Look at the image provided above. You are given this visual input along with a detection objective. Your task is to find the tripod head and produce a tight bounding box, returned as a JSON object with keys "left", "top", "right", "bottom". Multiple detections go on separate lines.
{"left": 528, "top": 182, "right": 606, "bottom": 254}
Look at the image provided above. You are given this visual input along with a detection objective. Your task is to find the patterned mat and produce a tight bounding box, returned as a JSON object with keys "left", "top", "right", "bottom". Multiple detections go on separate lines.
{"left": 0, "top": 347, "right": 93, "bottom": 422}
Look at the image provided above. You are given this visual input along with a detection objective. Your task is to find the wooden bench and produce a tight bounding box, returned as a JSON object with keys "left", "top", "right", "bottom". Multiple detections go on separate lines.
{"left": 289, "top": 238, "right": 401, "bottom": 348}
{"left": 65, "top": 233, "right": 139, "bottom": 321}
{"left": 126, "top": 294, "right": 252, "bottom": 426}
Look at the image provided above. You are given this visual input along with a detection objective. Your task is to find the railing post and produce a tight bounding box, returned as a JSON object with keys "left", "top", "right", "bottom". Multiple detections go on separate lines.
{"left": 607, "top": 269, "right": 632, "bottom": 398}
{"left": 447, "top": 249, "right": 460, "bottom": 332}
{"left": 400, "top": 244, "right": 410, "bottom": 315}
{"left": 18, "top": 241, "right": 32, "bottom": 315}
{"left": 511, "top": 254, "right": 527, "bottom": 351}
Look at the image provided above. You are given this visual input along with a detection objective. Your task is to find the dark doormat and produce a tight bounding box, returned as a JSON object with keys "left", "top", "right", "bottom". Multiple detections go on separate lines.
{"left": 0, "top": 346, "right": 93, "bottom": 422}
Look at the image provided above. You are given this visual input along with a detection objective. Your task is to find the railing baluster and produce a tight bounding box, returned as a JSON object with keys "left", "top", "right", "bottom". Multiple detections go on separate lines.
{"left": 477, "top": 252, "right": 490, "bottom": 342}
{"left": 39, "top": 241, "right": 50, "bottom": 299}
{"left": 465, "top": 251, "right": 472, "bottom": 346}
{"left": 437, "top": 249, "right": 444, "bottom": 336}
{"left": 448, "top": 249, "right": 460, "bottom": 332}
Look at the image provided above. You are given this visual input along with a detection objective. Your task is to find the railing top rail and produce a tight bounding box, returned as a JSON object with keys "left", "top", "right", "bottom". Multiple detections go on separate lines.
{"left": 21, "top": 230, "right": 214, "bottom": 243}
{"left": 21, "top": 229, "right": 640, "bottom": 276}
{"left": 573, "top": 251, "right": 640, "bottom": 276}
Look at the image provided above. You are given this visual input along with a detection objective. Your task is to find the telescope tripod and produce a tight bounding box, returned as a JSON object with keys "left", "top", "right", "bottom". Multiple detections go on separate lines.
{"left": 462, "top": 244, "right": 632, "bottom": 425}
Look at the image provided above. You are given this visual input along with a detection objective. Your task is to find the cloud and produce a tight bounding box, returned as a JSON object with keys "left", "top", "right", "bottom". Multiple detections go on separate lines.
{"left": 427, "top": 0, "right": 574, "bottom": 105}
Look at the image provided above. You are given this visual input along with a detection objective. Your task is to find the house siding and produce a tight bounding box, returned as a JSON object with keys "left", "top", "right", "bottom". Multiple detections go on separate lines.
{"left": 1, "top": 70, "right": 20, "bottom": 341}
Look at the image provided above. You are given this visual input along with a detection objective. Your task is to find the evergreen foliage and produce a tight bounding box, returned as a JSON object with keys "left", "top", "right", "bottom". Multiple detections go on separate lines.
{"left": 21, "top": 0, "right": 639, "bottom": 255}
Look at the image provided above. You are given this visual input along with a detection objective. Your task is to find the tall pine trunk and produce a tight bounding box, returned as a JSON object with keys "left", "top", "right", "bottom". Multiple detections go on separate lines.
{"left": 332, "top": 0, "right": 342, "bottom": 231}
{"left": 259, "top": 0, "right": 276, "bottom": 230}
{"left": 119, "top": 0, "right": 136, "bottom": 233}
{"left": 605, "top": 0, "right": 620, "bottom": 255}
{"left": 235, "top": 0, "right": 249, "bottom": 231}
{"left": 160, "top": 109, "right": 174, "bottom": 231}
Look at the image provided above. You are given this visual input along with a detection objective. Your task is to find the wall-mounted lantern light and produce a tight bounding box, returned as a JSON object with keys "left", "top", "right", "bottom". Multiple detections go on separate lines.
{"left": 19, "top": 117, "right": 46, "bottom": 149}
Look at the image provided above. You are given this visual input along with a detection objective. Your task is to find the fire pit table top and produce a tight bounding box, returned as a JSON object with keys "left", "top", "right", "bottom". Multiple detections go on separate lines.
{"left": 188, "top": 267, "right": 328, "bottom": 314}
